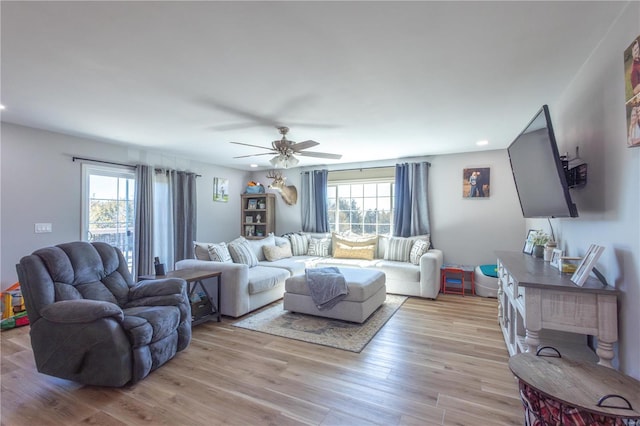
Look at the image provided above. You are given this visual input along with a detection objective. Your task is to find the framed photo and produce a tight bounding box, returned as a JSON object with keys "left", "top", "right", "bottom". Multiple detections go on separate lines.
{"left": 247, "top": 199, "right": 257, "bottom": 210}
{"left": 624, "top": 35, "right": 640, "bottom": 147}
{"left": 463, "top": 167, "right": 491, "bottom": 198}
{"left": 245, "top": 216, "right": 253, "bottom": 224}
{"left": 571, "top": 244, "right": 605, "bottom": 287}
{"left": 550, "top": 249, "right": 563, "bottom": 269}
{"left": 244, "top": 225, "right": 255, "bottom": 237}
{"left": 213, "top": 177, "right": 229, "bottom": 202}
{"left": 522, "top": 229, "right": 537, "bottom": 255}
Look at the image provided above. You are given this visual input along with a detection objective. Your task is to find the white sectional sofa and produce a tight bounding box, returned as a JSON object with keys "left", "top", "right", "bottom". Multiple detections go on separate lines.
{"left": 175, "top": 232, "right": 443, "bottom": 318}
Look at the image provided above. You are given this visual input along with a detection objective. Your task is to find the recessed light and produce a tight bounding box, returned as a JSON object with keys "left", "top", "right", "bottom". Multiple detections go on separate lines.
{"left": 0, "top": 105, "right": 5, "bottom": 110}
{"left": 476, "top": 140, "right": 489, "bottom": 146}
{"left": 250, "top": 164, "right": 258, "bottom": 168}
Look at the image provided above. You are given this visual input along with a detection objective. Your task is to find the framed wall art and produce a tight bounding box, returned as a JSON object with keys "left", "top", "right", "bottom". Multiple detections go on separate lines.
{"left": 463, "top": 167, "right": 490, "bottom": 198}
{"left": 213, "top": 177, "right": 229, "bottom": 202}
{"left": 624, "top": 34, "right": 640, "bottom": 148}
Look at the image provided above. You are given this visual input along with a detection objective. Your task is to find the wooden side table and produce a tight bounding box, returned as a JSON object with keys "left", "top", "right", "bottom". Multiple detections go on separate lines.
{"left": 139, "top": 269, "right": 222, "bottom": 325}
{"left": 509, "top": 350, "right": 640, "bottom": 424}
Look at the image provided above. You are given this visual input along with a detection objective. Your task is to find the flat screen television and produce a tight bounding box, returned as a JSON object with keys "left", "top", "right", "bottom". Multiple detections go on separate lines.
{"left": 507, "top": 105, "right": 578, "bottom": 218}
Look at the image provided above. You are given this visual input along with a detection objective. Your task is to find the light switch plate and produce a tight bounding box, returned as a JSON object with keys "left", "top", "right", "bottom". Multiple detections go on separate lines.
{"left": 35, "top": 223, "right": 52, "bottom": 233}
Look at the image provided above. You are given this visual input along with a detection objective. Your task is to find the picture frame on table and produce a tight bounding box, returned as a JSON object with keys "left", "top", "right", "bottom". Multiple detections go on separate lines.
{"left": 522, "top": 229, "right": 537, "bottom": 255}
{"left": 550, "top": 248, "right": 563, "bottom": 269}
{"left": 571, "top": 244, "right": 605, "bottom": 287}
{"left": 245, "top": 216, "right": 253, "bottom": 224}
{"left": 247, "top": 199, "right": 257, "bottom": 210}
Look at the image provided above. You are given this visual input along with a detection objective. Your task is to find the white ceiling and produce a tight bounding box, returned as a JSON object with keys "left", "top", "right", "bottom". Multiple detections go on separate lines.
{"left": 0, "top": 1, "right": 627, "bottom": 170}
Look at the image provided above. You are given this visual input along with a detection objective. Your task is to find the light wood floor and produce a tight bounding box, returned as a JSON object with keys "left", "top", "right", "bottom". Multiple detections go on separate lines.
{"left": 1, "top": 294, "right": 524, "bottom": 425}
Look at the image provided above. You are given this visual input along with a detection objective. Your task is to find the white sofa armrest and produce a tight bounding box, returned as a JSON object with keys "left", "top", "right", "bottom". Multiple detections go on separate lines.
{"left": 419, "top": 249, "right": 443, "bottom": 299}
{"left": 175, "top": 259, "right": 250, "bottom": 317}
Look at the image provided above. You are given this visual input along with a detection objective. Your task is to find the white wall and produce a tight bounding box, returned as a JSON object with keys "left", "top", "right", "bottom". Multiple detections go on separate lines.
{"left": 0, "top": 123, "right": 250, "bottom": 288}
{"left": 529, "top": 2, "right": 639, "bottom": 378}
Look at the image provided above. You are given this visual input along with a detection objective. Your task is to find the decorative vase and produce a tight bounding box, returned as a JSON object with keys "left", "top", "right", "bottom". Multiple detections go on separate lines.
{"left": 533, "top": 245, "right": 545, "bottom": 258}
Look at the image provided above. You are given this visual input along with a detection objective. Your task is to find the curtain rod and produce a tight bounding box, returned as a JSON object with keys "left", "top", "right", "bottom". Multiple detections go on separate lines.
{"left": 73, "top": 156, "right": 201, "bottom": 177}
{"left": 302, "top": 163, "right": 430, "bottom": 174}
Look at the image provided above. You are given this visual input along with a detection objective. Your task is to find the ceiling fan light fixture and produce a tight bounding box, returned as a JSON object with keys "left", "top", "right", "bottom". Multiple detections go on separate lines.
{"left": 269, "top": 154, "right": 299, "bottom": 168}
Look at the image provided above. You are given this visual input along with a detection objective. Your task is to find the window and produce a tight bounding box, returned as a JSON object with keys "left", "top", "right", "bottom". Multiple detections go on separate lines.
{"left": 81, "top": 164, "right": 136, "bottom": 272}
{"left": 327, "top": 168, "right": 395, "bottom": 235}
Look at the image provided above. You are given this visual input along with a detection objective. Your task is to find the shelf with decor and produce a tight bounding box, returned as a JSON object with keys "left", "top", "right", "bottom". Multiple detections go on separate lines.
{"left": 241, "top": 193, "right": 275, "bottom": 239}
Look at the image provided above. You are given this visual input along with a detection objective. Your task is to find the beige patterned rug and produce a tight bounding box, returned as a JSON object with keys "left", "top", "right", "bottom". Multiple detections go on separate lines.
{"left": 231, "top": 295, "right": 407, "bottom": 352}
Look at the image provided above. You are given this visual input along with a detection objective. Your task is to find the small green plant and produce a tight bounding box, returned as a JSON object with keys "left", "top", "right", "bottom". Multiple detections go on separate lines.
{"left": 531, "top": 230, "right": 551, "bottom": 246}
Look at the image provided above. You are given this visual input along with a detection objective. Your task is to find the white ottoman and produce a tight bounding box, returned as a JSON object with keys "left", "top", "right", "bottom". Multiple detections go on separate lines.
{"left": 475, "top": 264, "right": 499, "bottom": 298}
{"left": 283, "top": 268, "right": 386, "bottom": 323}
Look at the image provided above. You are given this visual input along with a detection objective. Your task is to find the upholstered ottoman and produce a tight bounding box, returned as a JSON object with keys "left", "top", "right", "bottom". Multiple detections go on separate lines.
{"left": 283, "top": 267, "right": 386, "bottom": 323}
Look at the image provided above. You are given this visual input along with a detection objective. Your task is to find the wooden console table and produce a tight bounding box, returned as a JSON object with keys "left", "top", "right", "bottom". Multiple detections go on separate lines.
{"left": 495, "top": 251, "right": 619, "bottom": 367}
{"left": 139, "top": 269, "right": 222, "bottom": 325}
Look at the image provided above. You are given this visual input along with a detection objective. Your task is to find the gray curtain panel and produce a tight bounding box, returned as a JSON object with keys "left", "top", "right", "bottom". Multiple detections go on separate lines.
{"left": 172, "top": 170, "right": 197, "bottom": 262}
{"left": 393, "top": 162, "right": 431, "bottom": 238}
{"left": 135, "top": 164, "right": 154, "bottom": 277}
{"left": 301, "top": 169, "right": 330, "bottom": 232}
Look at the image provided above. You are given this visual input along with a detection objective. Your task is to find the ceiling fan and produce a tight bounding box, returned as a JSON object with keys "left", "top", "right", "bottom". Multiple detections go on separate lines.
{"left": 231, "top": 126, "right": 342, "bottom": 168}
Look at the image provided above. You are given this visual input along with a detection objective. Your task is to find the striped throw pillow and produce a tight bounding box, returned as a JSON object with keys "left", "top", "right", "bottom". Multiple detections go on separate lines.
{"left": 286, "top": 232, "right": 310, "bottom": 256}
{"left": 384, "top": 237, "right": 414, "bottom": 262}
{"left": 228, "top": 239, "right": 258, "bottom": 267}
{"left": 207, "top": 242, "right": 232, "bottom": 263}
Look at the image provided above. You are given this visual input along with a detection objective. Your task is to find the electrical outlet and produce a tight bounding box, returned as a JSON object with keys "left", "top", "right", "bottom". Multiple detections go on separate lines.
{"left": 34, "top": 223, "right": 52, "bottom": 233}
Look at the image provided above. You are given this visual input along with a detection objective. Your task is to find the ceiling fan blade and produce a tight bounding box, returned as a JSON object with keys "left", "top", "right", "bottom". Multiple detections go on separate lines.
{"left": 233, "top": 153, "right": 275, "bottom": 159}
{"left": 202, "top": 100, "right": 280, "bottom": 127}
{"left": 291, "top": 140, "right": 320, "bottom": 151}
{"left": 230, "top": 141, "right": 275, "bottom": 151}
{"left": 211, "top": 122, "right": 264, "bottom": 131}
{"left": 298, "top": 151, "right": 342, "bottom": 159}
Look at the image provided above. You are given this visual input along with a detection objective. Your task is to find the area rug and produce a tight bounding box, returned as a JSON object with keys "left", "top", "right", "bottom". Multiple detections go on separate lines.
{"left": 231, "top": 295, "right": 407, "bottom": 352}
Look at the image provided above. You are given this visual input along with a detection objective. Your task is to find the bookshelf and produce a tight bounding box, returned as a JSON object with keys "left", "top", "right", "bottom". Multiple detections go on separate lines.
{"left": 241, "top": 193, "right": 275, "bottom": 239}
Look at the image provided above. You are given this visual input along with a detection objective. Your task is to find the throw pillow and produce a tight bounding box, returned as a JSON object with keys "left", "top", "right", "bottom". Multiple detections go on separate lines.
{"left": 285, "top": 232, "right": 310, "bottom": 256}
{"left": 409, "top": 239, "right": 430, "bottom": 265}
{"left": 227, "top": 239, "right": 258, "bottom": 267}
{"left": 262, "top": 244, "right": 293, "bottom": 261}
{"left": 307, "top": 238, "right": 331, "bottom": 257}
{"left": 207, "top": 242, "right": 232, "bottom": 263}
{"left": 333, "top": 242, "right": 376, "bottom": 260}
{"left": 384, "top": 237, "right": 414, "bottom": 262}
{"left": 193, "top": 241, "right": 212, "bottom": 260}
{"left": 331, "top": 233, "right": 378, "bottom": 256}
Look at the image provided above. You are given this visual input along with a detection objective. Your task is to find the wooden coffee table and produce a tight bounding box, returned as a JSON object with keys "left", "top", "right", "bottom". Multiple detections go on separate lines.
{"left": 139, "top": 269, "right": 222, "bottom": 325}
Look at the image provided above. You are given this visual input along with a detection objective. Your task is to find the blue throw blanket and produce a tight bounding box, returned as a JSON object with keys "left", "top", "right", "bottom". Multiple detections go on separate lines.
{"left": 305, "top": 267, "right": 348, "bottom": 311}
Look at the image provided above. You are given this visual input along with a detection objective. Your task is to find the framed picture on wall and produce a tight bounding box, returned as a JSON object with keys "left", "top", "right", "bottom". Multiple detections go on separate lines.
{"left": 623, "top": 34, "right": 640, "bottom": 148}
{"left": 213, "top": 177, "right": 229, "bottom": 202}
{"left": 463, "top": 167, "right": 491, "bottom": 198}
{"left": 522, "top": 229, "right": 537, "bottom": 255}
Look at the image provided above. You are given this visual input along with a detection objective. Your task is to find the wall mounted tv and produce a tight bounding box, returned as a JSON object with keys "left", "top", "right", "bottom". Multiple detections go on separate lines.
{"left": 507, "top": 105, "right": 578, "bottom": 218}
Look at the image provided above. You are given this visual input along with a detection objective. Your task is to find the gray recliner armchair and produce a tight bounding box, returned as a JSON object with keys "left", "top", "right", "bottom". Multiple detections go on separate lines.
{"left": 16, "top": 241, "right": 191, "bottom": 387}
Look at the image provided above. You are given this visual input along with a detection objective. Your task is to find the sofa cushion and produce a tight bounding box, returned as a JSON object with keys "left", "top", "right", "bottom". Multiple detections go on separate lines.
{"left": 307, "top": 237, "right": 331, "bottom": 257}
{"left": 384, "top": 237, "right": 414, "bottom": 262}
{"left": 331, "top": 233, "right": 378, "bottom": 255}
{"left": 259, "top": 256, "right": 317, "bottom": 276}
{"left": 207, "top": 242, "right": 232, "bottom": 263}
{"left": 409, "top": 240, "right": 430, "bottom": 265}
{"left": 285, "top": 232, "right": 310, "bottom": 256}
{"left": 228, "top": 239, "right": 258, "bottom": 267}
{"left": 193, "top": 241, "right": 212, "bottom": 260}
{"left": 247, "top": 266, "right": 289, "bottom": 294}
{"left": 243, "top": 234, "right": 274, "bottom": 261}
{"left": 374, "top": 260, "right": 421, "bottom": 283}
{"left": 333, "top": 242, "right": 375, "bottom": 260}
{"left": 263, "top": 244, "right": 293, "bottom": 261}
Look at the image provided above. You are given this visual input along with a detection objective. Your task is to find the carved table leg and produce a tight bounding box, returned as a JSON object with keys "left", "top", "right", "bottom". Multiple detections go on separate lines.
{"left": 596, "top": 341, "right": 615, "bottom": 368}
{"left": 525, "top": 329, "right": 540, "bottom": 353}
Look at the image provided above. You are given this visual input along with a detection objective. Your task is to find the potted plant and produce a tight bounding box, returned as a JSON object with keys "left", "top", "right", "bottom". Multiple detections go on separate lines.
{"left": 531, "top": 230, "right": 550, "bottom": 258}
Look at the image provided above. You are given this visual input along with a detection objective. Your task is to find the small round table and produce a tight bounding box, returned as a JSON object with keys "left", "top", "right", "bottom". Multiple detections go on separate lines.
{"left": 509, "top": 349, "right": 640, "bottom": 425}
